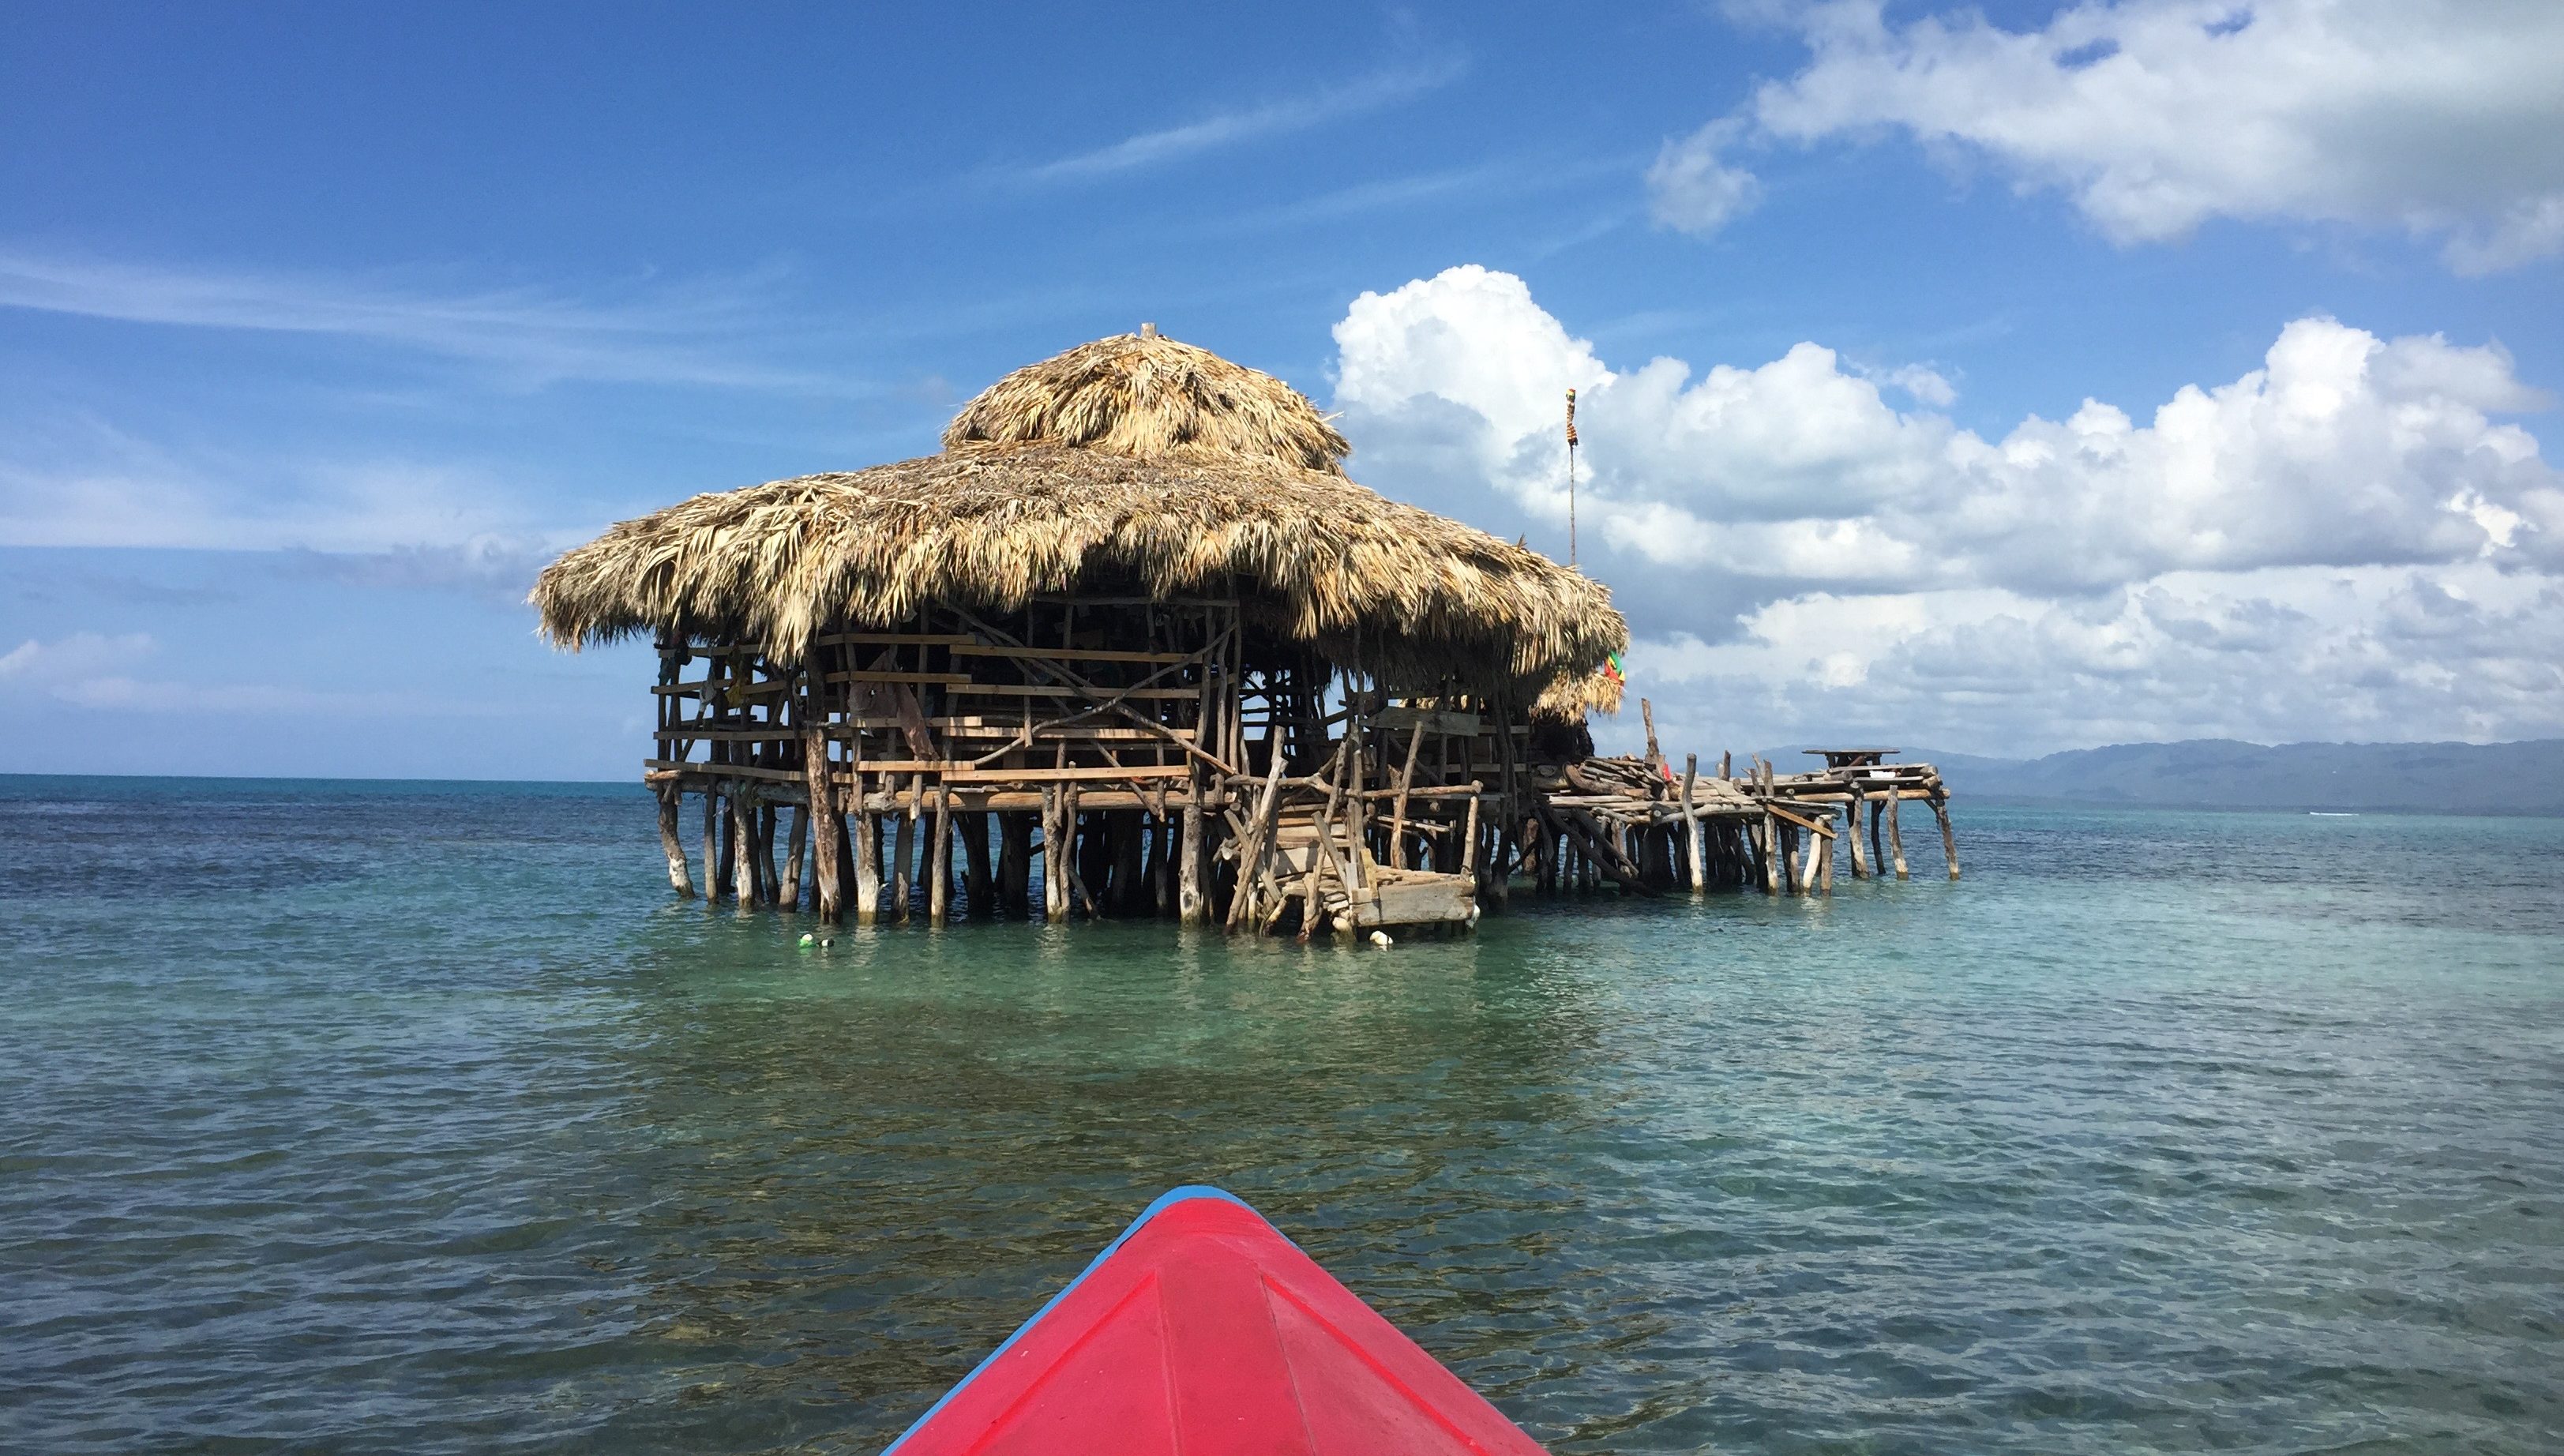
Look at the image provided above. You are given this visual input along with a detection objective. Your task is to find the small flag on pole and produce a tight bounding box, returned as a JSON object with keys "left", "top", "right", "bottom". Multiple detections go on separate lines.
{"left": 1565, "top": 388, "right": 1579, "bottom": 565}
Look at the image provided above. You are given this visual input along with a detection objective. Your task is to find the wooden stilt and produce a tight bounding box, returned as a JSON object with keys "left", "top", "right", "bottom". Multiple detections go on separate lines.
{"left": 1681, "top": 754, "right": 1704, "bottom": 893}
{"left": 928, "top": 785, "right": 952, "bottom": 926}
{"left": 1931, "top": 795, "right": 1961, "bottom": 880}
{"left": 1869, "top": 796, "right": 1886, "bottom": 870}
{"left": 1178, "top": 783, "right": 1206, "bottom": 925}
{"left": 782, "top": 804, "right": 806, "bottom": 909}
{"left": 853, "top": 794, "right": 881, "bottom": 925}
{"left": 1845, "top": 788, "right": 1870, "bottom": 878}
{"left": 961, "top": 808, "right": 993, "bottom": 918}
{"left": 801, "top": 720, "right": 841, "bottom": 921}
{"left": 1228, "top": 752, "right": 1287, "bottom": 932}
{"left": 1886, "top": 791, "right": 1910, "bottom": 880}
{"left": 1042, "top": 787, "right": 1068, "bottom": 923}
{"left": 756, "top": 801, "right": 779, "bottom": 906}
{"left": 1149, "top": 812, "right": 1173, "bottom": 917}
{"left": 702, "top": 787, "right": 721, "bottom": 904}
{"left": 1064, "top": 786, "right": 1098, "bottom": 918}
{"left": 1816, "top": 816, "right": 1834, "bottom": 894}
{"left": 1460, "top": 785, "right": 1481, "bottom": 886}
{"left": 717, "top": 790, "right": 735, "bottom": 901}
{"left": 731, "top": 790, "right": 757, "bottom": 906}
{"left": 1387, "top": 720, "right": 1425, "bottom": 871}
{"left": 892, "top": 780, "right": 917, "bottom": 922}
{"left": 657, "top": 786, "right": 695, "bottom": 898}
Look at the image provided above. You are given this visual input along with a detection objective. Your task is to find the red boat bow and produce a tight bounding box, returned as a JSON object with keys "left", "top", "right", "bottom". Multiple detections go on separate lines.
{"left": 885, "top": 1187, "right": 1549, "bottom": 1455}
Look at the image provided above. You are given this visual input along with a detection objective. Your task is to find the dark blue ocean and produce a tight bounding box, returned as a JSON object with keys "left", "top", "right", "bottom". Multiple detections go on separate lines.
{"left": 2, "top": 777, "right": 2558, "bottom": 1454}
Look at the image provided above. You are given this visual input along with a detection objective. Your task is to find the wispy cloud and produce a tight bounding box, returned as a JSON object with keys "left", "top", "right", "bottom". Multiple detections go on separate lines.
{"left": 0, "top": 413, "right": 579, "bottom": 554}
{"left": 1001, "top": 57, "right": 1466, "bottom": 187}
{"left": 0, "top": 249, "right": 865, "bottom": 393}
{"left": 0, "top": 631, "right": 520, "bottom": 718}
{"left": 1187, "top": 150, "right": 1637, "bottom": 238}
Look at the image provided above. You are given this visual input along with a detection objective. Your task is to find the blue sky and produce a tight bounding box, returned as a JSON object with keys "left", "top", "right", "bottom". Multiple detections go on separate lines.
{"left": 6, "top": 1, "right": 2562, "bottom": 776}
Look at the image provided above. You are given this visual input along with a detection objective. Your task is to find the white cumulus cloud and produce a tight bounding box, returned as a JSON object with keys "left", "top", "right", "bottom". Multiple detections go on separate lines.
{"left": 1330, "top": 265, "right": 2564, "bottom": 752}
{"left": 1657, "top": 0, "right": 2564, "bottom": 270}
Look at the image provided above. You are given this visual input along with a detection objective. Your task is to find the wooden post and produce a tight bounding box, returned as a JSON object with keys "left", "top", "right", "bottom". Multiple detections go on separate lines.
{"left": 1760, "top": 813, "right": 1781, "bottom": 895}
{"left": 1343, "top": 718, "right": 1369, "bottom": 895}
{"left": 1178, "top": 778, "right": 1206, "bottom": 925}
{"left": 1931, "top": 795, "right": 1961, "bottom": 880}
{"left": 1387, "top": 720, "right": 1425, "bottom": 871}
{"left": 1461, "top": 783, "right": 1482, "bottom": 883}
{"left": 1844, "top": 787, "right": 1870, "bottom": 879}
{"left": 891, "top": 779, "right": 917, "bottom": 922}
{"left": 1720, "top": 750, "right": 1732, "bottom": 781}
{"left": 1064, "top": 786, "right": 1098, "bottom": 918}
{"left": 1886, "top": 791, "right": 1910, "bottom": 880}
{"left": 1042, "top": 787, "right": 1068, "bottom": 923}
{"left": 701, "top": 786, "right": 720, "bottom": 904}
{"left": 801, "top": 717, "right": 841, "bottom": 921}
{"left": 1680, "top": 754, "right": 1703, "bottom": 893}
{"left": 1227, "top": 752, "right": 1288, "bottom": 932}
{"left": 657, "top": 785, "right": 695, "bottom": 898}
{"left": 731, "top": 790, "right": 757, "bottom": 906}
{"left": 1816, "top": 815, "right": 1834, "bottom": 894}
{"left": 853, "top": 796, "right": 881, "bottom": 925}
{"left": 781, "top": 805, "right": 806, "bottom": 910}
{"left": 1640, "top": 698, "right": 1663, "bottom": 776}
{"left": 756, "top": 801, "right": 779, "bottom": 906}
{"left": 961, "top": 808, "right": 993, "bottom": 918}
{"left": 928, "top": 784, "right": 952, "bottom": 926}
{"left": 1869, "top": 797, "right": 1886, "bottom": 874}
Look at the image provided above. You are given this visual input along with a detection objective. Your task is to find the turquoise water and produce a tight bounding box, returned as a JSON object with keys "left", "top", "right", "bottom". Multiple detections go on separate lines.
{"left": 2, "top": 778, "right": 2558, "bottom": 1454}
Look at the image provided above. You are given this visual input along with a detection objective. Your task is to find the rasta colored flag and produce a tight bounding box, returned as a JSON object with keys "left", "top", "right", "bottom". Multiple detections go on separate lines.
{"left": 1602, "top": 651, "right": 1624, "bottom": 685}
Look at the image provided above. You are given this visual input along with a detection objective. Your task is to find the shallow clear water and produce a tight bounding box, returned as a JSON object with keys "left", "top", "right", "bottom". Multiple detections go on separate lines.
{"left": 2, "top": 777, "right": 2558, "bottom": 1454}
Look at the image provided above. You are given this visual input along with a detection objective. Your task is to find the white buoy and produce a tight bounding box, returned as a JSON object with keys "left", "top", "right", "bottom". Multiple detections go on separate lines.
{"left": 1368, "top": 929, "right": 1393, "bottom": 948}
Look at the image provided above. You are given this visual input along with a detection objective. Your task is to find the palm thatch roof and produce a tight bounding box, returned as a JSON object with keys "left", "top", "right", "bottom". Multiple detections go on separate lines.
{"left": 1534, "top": 666, "right": 1625, "bottom": 722}
{"left": 531, "top": 331, "right": 1625, "bottom": 692}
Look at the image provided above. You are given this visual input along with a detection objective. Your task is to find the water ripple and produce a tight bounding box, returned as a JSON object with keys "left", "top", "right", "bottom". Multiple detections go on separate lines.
{"left": 1, "top": 782, "right": 2559, "bottom": 1453}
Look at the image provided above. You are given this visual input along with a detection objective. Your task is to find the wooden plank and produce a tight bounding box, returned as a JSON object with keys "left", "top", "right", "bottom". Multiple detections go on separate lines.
{"left": 652, "top": 681, "right": 790, "bottom": 697}
{"left": 813, "top": 631, "right": 975, "bottom": 647}
{"left": 648, "top": 759, "right": 807, "bottom": 784}
{"left": 949, "top": 644, "right": 1197, "bottom": 665}
{"left": 657, "top": 726, "right": 798, "bottom": 741}
{"left": 942, "top": 763, "right": 1192, "bottom": 785}
{"left": 938, "top": 725, "right": 1199, "bottom": 742}
{"left": 827, "top": 670, "right": 973, "bottom": 685}
{"left": 654, "top": 757, "right": 955, "bottom": 777}
{"left": 950, "top": 684, "right": 1202, "bottom": 700}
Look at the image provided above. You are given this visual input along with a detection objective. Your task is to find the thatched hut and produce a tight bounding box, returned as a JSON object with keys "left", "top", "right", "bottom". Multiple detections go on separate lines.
{"left": 535, "top": 328, "right": 1627, "bottom": 932}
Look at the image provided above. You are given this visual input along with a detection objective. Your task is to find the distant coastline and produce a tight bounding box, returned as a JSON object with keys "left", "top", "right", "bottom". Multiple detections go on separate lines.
{"left": 1887, "top": 738, "right": 2564, "bottom": 816}
{"left": 9, "top": 737, "right": 2562, "bottom": 816}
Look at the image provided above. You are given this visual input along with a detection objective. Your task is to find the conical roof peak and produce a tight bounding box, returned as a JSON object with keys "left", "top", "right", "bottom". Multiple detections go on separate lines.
{"left": 941, "top": 331, "right": 1350, "bottom": 475}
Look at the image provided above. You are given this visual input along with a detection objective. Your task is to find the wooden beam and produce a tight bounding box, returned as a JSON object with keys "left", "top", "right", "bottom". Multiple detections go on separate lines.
{"left": 950, "top": 643, "right": 1198, "bottom": 665}
{"left": 940, "top": 764, "right": 1192, "bottom": 785}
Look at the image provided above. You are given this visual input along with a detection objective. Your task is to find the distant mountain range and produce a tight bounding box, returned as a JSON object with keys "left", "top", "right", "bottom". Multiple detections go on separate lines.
{"left": 1817, "top": 739, "right": 2564, "bottom": 816}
